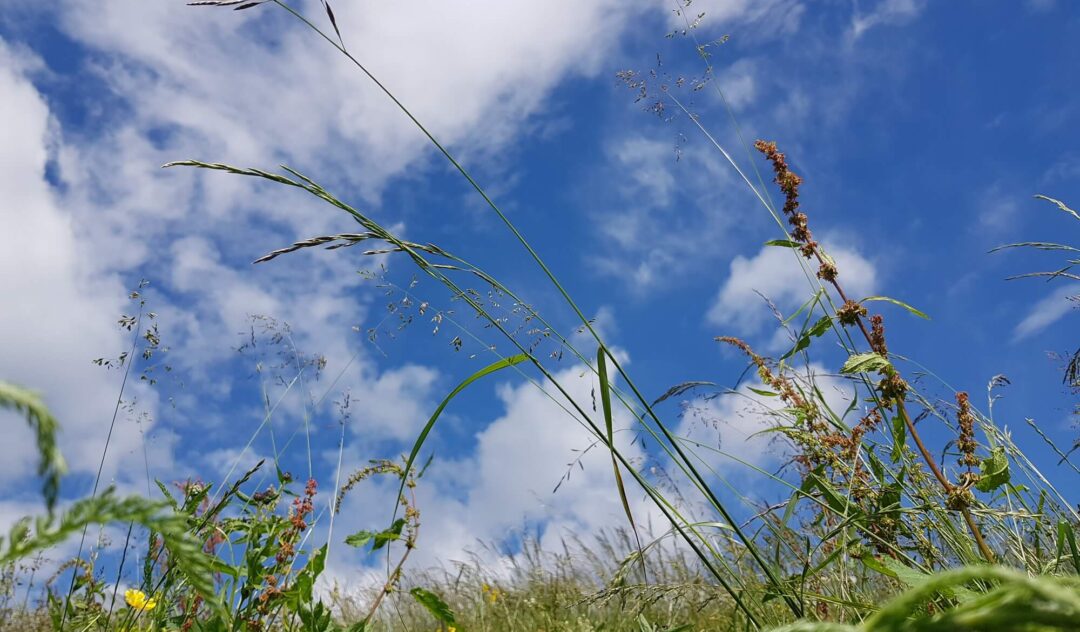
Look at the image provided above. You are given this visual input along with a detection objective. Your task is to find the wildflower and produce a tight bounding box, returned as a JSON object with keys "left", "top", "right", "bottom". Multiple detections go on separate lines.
{"left": 125, "top": 588, "right": 158, "bottom": 612}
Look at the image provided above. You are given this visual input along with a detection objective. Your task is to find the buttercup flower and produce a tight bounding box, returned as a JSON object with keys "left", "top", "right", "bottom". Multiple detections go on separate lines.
{"left": 125, "top": 588, "right": 158, "bottom": 612}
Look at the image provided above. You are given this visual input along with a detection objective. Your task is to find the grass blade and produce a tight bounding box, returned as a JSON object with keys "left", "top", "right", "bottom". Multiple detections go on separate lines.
{"left": 392, "top": 353, "right": 529, "bottom": 520}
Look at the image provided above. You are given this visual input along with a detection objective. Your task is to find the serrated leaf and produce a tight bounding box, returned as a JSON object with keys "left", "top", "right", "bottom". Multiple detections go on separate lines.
{"left": 861, "top": 296, "right": 931, "bottom": 320}
{"left": 410, "top": 587, "right": 456, "bottom": 624}
{"left": 841, "top": 352, "right": 892, "bottom": 375}
{"left": 975, "top": 447, "right": 1010, "bottom": 492}
{"left": 344, "top": 519, "right": 405, "bottom": 552}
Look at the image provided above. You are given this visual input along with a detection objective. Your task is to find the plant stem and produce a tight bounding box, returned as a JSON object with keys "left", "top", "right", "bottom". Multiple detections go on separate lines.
{"left": 817, "top": 254, "right": 995, "bottom": 563}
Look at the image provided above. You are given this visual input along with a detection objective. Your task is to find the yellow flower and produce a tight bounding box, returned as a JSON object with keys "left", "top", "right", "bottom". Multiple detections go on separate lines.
{"left": 124, "top": 588, "right": 158, "bottom": 612}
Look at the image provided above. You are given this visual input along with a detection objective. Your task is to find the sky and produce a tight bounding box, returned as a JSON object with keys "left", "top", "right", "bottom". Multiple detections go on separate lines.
{"left": 1, "top": 0, "right": 1078, "bottom": 590}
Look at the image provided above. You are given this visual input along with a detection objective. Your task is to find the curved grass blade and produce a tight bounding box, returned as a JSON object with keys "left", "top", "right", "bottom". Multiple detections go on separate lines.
{"left": 597, "top": 346, "right": 645, "bottom": 579}
{"left": 392, "top": 353, "right": 529, "bottom": 519}
{"left": 860, "top": 296, "right": 931, "bottom": 320}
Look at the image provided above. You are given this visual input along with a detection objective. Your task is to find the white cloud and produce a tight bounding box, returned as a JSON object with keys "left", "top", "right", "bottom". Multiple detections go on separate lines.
{"left": 850, "top": 0, "right": 926, "bottom": 40}
{"left": 677, "top": 363, "right": 854, "bottom": 476}
{"left": 589, "top": 133, "right": 740, "bottom": 291}
{"left": 1014, "top": 283, "right": 1079, "bottom": 340}
{"left": 976, "top": 184, "right": 1023, "bottom": 233}
{"left": 1040, "top": 155, "right": 1080, "bottom": 186}
{"left": 326, "top": 362, "right": 664, "bottom": 580}
{"left": 706, "top": 240, "right": 878, "bottom": 336}
{"left": 665, "top": 0, "right": 805, "bottom": 38}
{"left": 52, "top": 0, "right": 655, "bottom": 199}
{"left": 716, "top": 58, "right": 759, "bottom": 110}
{"left": 0, "top": 40, "right": 151, "bottom": 492}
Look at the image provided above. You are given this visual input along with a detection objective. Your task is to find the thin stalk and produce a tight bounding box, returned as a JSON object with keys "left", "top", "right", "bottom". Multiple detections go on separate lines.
{"left": 61, "top": 300, "right": 145, "bottom": 630}
{"left": 262, "top": 3, "right": 804, "bottom": 614}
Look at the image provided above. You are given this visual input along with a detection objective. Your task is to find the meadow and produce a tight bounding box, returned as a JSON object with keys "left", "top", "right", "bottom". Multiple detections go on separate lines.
{"left": 1, "top": 2, "right": 1078, "bottom": 631}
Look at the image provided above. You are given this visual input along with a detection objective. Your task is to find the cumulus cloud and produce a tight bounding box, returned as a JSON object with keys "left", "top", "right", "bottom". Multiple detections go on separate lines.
{"left": 52, "top": 0, "right": 655, "bottom": 198}
{"left": 326, "top": 362, "right": 663, "bottom": 581}
{"left": 706, "top": 240, "right": 878, "bottom": 336}
{"left": 677, "top": 363, "right": 854, "bottom": 476}
{"left": 0, "top": 40, "right": 148, "bottom": 492}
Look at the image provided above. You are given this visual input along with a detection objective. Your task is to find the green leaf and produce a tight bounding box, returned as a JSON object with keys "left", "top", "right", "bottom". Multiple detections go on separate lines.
{"left": 748, "top": 387, "right": 779, "bottom": 397}
{"left": 975, "top": 447, "right": 1010, "bottom": 493}
{"left": 890, "top": 416, "right": 906, "bottom": 463}
{"left": 809, "top": 470, "right": 854, "bottom": 518}
{"left": 764, "top": 239, "right": 801, "bottom": 248}
{"left": 780, "top": 314, "right": 833, "bottom": 360}
{"left": 859, "top": 554, "right": 927, "bottom": 589}
{"left": 410, "top": 587, "right": 456, "bottom": 625}
{"left": 290, "top": 544, "right": 327, "bottom": 604}
{"left": 860, "top": 296, "right": 931, "bottom": 320}
{"left": 597, "top": 346, "right": 639, "bottom": 571}
{"left": 345, "top": 519, "right": 405, "bottom": 551}
{"left": 1056, "top": 520, "right": 1080, "bottom": 574}
{"left": 344, "top": 531, "right": 375, "bottom": 549}
{"left": 841, "top": 352, "right": 892, "bottom": 375}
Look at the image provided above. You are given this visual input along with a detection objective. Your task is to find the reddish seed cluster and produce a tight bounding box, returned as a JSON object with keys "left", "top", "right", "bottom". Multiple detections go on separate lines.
{"left": 877, "top": 374, "right": 909, "bottom": 410}
{"left": 276, "top": 478, "right": 317, "bottom": 566}
{"left": 955, "top": 392, "right": 980, "bottom": 468}
{"left": 870, "top": 314, "right": 888, "bottom": 357}
{"left": 755, "top": 140, "right": 819, "bottom": 254}
{"left": 837, "top": 300, "right": 868, "bottom": 326}
{"left": 754, "top": 139, "right": 851, "bottom": 293}
{"left": 850, "top": 409, "right": 883, "bottom": 456}
{"left": 717, "top": 336, "right": 822, "bottom": 432}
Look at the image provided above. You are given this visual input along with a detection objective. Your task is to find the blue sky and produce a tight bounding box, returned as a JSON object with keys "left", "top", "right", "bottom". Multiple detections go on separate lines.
{"left": 1, "top": 0, "right": 1078, "bottom": 582}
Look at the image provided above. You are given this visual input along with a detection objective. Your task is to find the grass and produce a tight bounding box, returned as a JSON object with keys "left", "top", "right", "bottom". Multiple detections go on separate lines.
{"left": 2, "top": 1, "right": 1079, "bottom": 630}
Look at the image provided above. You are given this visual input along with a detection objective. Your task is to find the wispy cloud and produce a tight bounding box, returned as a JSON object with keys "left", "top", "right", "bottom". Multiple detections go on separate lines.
{"left": 850, "top": 0, "right": 926, "bottom": 41}
{"left": 1014, "top": 283, "right": 1079, "bottom": 340}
